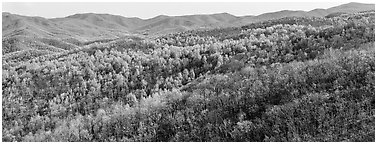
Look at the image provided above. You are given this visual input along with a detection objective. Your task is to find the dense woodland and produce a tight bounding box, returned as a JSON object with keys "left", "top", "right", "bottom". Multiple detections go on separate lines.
{"left": 2, "top": 11, "right": 375, "bottom": 142}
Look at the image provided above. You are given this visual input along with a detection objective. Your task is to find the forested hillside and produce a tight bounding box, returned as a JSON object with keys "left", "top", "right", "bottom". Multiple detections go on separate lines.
{"left": 2, "top": 11, "right": 375, "bottom": 142}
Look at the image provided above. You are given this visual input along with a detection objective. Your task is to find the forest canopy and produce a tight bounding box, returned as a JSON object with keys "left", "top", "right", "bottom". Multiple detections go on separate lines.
{"left": 2, "top": 11, "right": 375, "bottom": 142}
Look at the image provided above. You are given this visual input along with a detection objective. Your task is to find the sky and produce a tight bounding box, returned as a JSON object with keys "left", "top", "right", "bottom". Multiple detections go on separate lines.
{"left": 1, "top": 1, "right": 372, "bottom": 19}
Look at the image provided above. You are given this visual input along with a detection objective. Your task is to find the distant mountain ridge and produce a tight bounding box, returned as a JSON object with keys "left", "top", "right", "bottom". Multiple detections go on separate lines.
{"left": 2, "top": 2, "right": 375, "bottom": 54}
{"left": 3, "top": 2, "right": 375, "bottom": 38}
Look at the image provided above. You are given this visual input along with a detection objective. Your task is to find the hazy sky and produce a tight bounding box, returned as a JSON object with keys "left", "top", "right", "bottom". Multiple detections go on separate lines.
{"left": 1, "top": 2, "right": 361, "bottom": 19}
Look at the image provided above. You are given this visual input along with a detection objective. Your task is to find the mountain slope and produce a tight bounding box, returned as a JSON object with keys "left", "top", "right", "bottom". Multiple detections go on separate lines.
{"left": 327, "top": 2, "right": 375, "bottom": 13}
{"left": 53, "top": 13, "right": 144, "bottom": 30}
{"left": 236, "top": 2, "right": 375, "bottom": 24}
{"left": 133, "top": 13, "right": 239, "bottom": 34}
{"left": 2, "top": 12, "right": 133, "bottom": 41}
